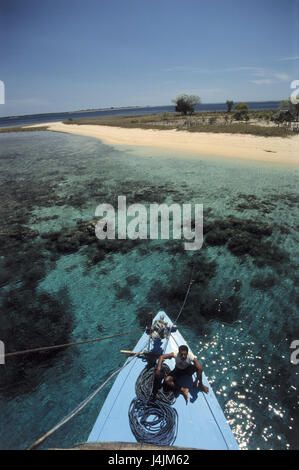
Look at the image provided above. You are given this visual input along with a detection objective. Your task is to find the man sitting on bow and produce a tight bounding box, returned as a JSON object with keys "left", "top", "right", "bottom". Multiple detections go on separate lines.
{"left": 155, "top": 344, "right": 209, "bottom": 404}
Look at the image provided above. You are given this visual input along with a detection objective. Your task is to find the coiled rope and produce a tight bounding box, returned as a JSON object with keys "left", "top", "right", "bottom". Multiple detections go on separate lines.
{"left": 129, "top": 398, "right": 178, "bottom": 446}
{"left": 129, "top": 364, "right": 178, "bottom": 446}
{"left": 135, "top": 364, "right": 175, "bottom": 405}
{"left": 128, "top": 266, "right": 195, "bottom": 446}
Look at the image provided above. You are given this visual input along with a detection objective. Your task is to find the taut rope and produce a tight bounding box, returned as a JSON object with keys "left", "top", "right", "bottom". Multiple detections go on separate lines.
{"left": 4, "top": 329, "right": 141, "bottom": 358}
{"left": 27, "top": 346, "right": 146, "bottom": 450}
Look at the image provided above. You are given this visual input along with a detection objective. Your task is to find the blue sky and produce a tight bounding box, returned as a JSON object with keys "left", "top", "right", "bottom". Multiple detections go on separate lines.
{"left": 0, "top": 0, "right": 299, "bottom": 116}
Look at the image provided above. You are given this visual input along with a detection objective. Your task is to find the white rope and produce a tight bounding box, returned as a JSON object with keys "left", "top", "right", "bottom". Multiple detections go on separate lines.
{"left": 27, "top": 347, "right": 145, "bottom": 450}
{"left": 27, "top": 267, "right": 195, "bottom": 451}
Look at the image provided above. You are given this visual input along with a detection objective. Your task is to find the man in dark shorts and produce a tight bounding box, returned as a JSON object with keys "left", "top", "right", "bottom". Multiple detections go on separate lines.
{"left": 155, "top": 345, "right": 209, "bottom": 404}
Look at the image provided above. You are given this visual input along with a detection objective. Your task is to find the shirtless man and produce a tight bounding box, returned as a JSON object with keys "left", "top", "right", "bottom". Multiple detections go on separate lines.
{"left": 155, "top": 345, "right": 209, "bottom": 404}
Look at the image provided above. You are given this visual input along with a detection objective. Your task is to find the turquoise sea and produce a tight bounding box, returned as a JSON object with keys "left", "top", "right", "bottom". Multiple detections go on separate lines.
{"left": 0, "top": 131, "right": 298, "bottom": 450}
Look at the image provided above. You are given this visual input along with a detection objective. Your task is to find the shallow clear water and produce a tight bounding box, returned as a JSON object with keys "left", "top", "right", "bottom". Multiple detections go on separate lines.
{"left": 0, "top": 131, "right": 298, "bottom": 450}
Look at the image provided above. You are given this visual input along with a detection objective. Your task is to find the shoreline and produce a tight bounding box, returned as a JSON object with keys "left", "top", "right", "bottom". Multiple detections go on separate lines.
{"left": 21, "top": 121, "right": 299, "bottom": 165}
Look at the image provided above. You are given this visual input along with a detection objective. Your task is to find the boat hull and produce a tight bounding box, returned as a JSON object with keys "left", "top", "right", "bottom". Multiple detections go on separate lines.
{"left": 88, "top": 311, "right": 239, "bottom": 450}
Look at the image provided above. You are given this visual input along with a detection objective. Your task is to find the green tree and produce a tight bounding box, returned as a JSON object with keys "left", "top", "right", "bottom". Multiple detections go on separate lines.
{"left": 290, "top": 101, "right": 299, "bottom": 120}
{"left": 273, "top": 111, "right": 291, "bottom": 126}
{"left": 234, "top": 102, "right": 249, "bottom": 121}
{"left": 279, "top": 100, "right": 290, "bottom": 112}
{"left": 279, "top": 98, "right": 299, "bottom": 121}
{"left": 226, "top": 100, "right": 234, "bottom": 113}
{"left": 172, "top": 94, "right": 201, "bottom": 115}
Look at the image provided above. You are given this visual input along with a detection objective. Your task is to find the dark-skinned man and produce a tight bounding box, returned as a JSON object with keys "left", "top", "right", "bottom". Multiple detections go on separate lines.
{"left": 155, "top": 345, "right": 209, "bottom": 404}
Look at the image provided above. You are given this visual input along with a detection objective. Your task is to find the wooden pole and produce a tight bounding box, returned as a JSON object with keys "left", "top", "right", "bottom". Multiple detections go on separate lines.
{"left": 120, "top": 350, "right": 160, "bottom": 356}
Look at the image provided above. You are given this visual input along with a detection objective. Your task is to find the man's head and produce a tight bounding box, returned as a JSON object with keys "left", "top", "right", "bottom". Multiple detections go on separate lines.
{"left": 178, "top": 345, "right": 189, "bottom": 360}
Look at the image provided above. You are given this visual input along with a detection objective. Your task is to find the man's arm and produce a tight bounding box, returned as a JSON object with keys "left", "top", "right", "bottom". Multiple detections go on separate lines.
{"left": 155, "top": 352, "right": 174, "bottom": 376}
{"left": 193, "top": 358, "right": 209, "bottom": 393}
{"left": 193, "top": 358, "right": 203, "bottom": 385}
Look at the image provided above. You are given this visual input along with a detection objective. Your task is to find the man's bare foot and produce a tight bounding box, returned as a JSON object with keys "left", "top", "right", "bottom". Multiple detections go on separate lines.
{"left": 181, "top": 387, "right": 189, "bottom": 404}
{"left": 201, "top": 384, "right": 209, "bottom": 394}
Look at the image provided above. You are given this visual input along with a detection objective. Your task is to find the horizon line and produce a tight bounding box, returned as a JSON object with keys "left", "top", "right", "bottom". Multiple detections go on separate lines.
{"left": 0, "top": 99, "right": 284, "bottom": 120}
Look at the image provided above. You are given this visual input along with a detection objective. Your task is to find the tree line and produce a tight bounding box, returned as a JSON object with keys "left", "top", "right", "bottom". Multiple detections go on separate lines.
{"left": 172, "top": 94, "right": 248, "bottom": 119}
{"left": 172, "top": 94, "right": 299, "bottom": 124}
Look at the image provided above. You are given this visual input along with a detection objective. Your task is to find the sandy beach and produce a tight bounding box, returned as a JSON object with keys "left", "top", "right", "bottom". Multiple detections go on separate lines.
{"left": 29, "top": 121, "right": 299, "bottom": 165}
